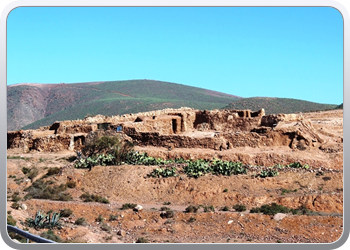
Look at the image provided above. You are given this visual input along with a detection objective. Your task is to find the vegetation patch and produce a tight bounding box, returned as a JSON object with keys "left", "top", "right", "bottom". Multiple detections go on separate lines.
{"left": 160, "top": 210, "right": 175, "bottom": 219}
{"left": 25, "top": 210, "right": 61, "bottom": 230}
{"left": 40, "top": 230, "right": 62, "bottom": 243}
{"left": 250, "top": 203, "right": 318, "bottom": 216}
{"left": 136, "top": 237, "right": 149, "bottom": 243}
{"left": 281, "top": 188, "right": 298, "bottom": 195}
{"left": 80, "top": 193, "right": 110, "bottom": 204}
{"left": 59, "top": 209, "right": 73, "bottom": 218}
{"left": 75, "top": 217, "right": 87, "bottom": 226}
{"left": 24, "top": 180, "right": 72, "bottom": 201}
{"left": 121, "top": 203, "right": 137, "bottom": 210}
{"left": 233, "top": 204, "right": 247, "bottom": 212}
{"left": 7, "top": 215, "right": 16, "bottom": 226}
{"left": 185, "top": 205, "right": 199, "bottom": 213}
{"left": 43, "top": 167, "right": 61, "bottom": 177}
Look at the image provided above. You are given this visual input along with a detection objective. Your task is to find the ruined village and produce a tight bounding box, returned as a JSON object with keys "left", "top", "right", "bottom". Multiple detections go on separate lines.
{"left": 7, "top": 107, "right": 343, "bottom": 243}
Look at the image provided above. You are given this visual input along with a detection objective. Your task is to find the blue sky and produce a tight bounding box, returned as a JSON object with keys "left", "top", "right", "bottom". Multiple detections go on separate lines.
{"left": 7, "top": 7, "right": 343, "bottom": 104}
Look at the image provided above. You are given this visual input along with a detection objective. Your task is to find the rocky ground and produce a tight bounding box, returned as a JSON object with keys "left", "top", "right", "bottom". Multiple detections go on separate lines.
{"left": 6, "top": 109, "right": 343, "bottom": 244}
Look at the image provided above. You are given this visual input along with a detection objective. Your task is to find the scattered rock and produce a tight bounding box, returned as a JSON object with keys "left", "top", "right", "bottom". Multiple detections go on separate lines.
{"left": 273, "top": 213, "right": 287, "bottom": 221}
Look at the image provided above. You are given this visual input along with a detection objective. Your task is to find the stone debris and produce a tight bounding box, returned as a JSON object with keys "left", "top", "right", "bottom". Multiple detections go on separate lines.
{"left": 273, "top": 213, "right": 287, "bottom": 221}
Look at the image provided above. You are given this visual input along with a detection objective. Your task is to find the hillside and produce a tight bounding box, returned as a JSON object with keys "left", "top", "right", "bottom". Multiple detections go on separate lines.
{"left": 224, "top": 97, "right": 338, "bottom": 115}
{"left": 8, "top": 80, "right": 241, "bottom": 131}
{"left": 8, "top": 80, "right": 339, "bottom": 131}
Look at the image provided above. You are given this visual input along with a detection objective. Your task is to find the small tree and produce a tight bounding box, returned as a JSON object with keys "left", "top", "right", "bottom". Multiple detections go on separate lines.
{"left": 81, "top": 135, "right": 133, "bottom": 165}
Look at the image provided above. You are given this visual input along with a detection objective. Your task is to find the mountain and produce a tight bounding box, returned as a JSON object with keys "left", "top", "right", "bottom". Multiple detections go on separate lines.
{"left": 7, "top": 80, "right": 241, "bottom": 131}
{"left": 224, "top": 97, "right": 338, "bottom": 115}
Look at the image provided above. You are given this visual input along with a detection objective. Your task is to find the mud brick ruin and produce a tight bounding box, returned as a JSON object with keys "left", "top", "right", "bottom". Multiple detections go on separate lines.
{"left": 7, "top": 107, "right": 324, "bottom": 153}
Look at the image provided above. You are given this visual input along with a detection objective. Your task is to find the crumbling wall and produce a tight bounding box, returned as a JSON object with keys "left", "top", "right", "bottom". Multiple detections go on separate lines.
{"left": 194, "top": 109, "right": 264, "bottom": 132}
{"left": 261, "top": 113, "right": 303, "bottom": 127}
{"left": 32, "top": 134, "right": 73, "bottom": 152}
{"left": 7, "top": 107, "right": 324, "bottom": 152}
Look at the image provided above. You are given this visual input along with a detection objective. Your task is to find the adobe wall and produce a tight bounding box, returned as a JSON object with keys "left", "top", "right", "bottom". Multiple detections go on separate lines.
{"left": 8, "top": 107, "right": 324, "bottom": 152}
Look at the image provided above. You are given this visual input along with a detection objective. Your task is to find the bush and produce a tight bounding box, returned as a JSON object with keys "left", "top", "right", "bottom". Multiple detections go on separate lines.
{"left": 185, "top": 205, "right": 198, "bottom": 213}
{"left": 75, "top": 217, "right": 87, "bottom": 226}
{"left": 163, "top": 202, "right": 171, "bottom": 205}
{"left": 59, "top": 209, "right": 73, "bottom": 218}
{"left": 21, "top": 167, "right": 31, "bottom": 175}
{"left": 150, "top": 167, "right": 177, "bottom": 178}
{"left": 136, "top": 237, "right": 149, "bottom": 243}
{"left": 250, "top": 203, "right": 291, "bottom": 215}
{"left": 121, "top": 203, "right": 137, "bottom": 210}
{"left": 96, "top": 214, "right": 104, "bottom": 222}
{"left": 189, "top": 217, "right": 196, "bottom": 223}
{"left": 7, "top": 215, "right": 16, "bottom": 226}
{"left": 260, "top": 169, "right": 279, "bottom": 178}
{"left": 233, "top": 204, "right": 246, "bottom": 212}
{"left": 27, "top": 168, "right": 39, "bottom": 180}
{"left": 220, "top": 206, "right": 230, "bottom": 211}
{"left": 11, "top": 202, "right": 21, "bottom": 210}
{"left": 80, "top": 193, "right": 109, "bottom": 204}
{"left": 203, "top": 205, "right": 215, "bottom": 212}
{"left": 160, "top": 210, "right": 174, "bottom": 219}
{"left": 82, "top": 135, "right": 134, "bottom": 165}
{"left": 11, "top": 192, "right": 21, "bottom": 202}
{"left": 109, "top": 214, "right": 118, "bottom": 221}
{"left": 100, "top": 223, "right": 111, "bottom": 233}
{"left": 24, "top": 180, "right": 72, "bottom": 201}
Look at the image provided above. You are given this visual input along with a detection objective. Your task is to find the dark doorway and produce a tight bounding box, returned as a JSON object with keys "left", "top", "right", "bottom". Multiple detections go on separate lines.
{"left": 172, "top": 119, "right": 177, "bottom": 134}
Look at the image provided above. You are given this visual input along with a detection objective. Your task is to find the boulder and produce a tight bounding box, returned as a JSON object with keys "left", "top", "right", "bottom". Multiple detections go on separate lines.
{"left": 273, "top": 213, "right": 287, "bottom": 221}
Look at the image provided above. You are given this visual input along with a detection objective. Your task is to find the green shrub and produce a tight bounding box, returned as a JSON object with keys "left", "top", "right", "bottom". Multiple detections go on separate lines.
{"left": 80, "top": 193, "right": 109, "bottom": 204}
{"left": 183, "top": 160, "right": 212, "bottom": 178}
{"left": 260, "top": 169, "right": 279, "bottom": 178}
{"left": 11, "top": 202, "right": 21, "bottom": 210}
{"left": 220, "top": 206, "right": 230, "bottom": 211}
{"left": 233, "top": 204, "right": 246, "bottom": 212}
{"left": 136, "top": 237, "right": 149, "bottom": 243}
{"left": 250, "top": 203, "right": 291, "bottom": 215}
{"left": 100, "top": 223, "right": 111, "bottom": 233}
{"left": 96, "top": 214, "right": 104, "bottom": 222}
{"left": 203, "top": 205, "right": 215, "bottom": 212}
{"left": 7, "top": 215, "right": 16, "bottom": 226}
{"left": 24, "top": 180, "right": 72, "bottom": 201}
{"left": 21, "top": 167, "right": 31, "bottom": 175}
{"left": 121, "top": 203, "right": 137, "bottom": 210}
{"left": 150, "top": 167, "right": 177, "bottom": 178}
{"left": 109, "top": 214, "right": 118, "bottom": 221}
{"left": 223, "top": 189, "right": 228, "bottom": 192}
{"left": 163, "top": 202, "right": 171, "bottom": 205}
{"left": 185, "top": 205, "right": 198, "bottom": 213}
{"left": 81, "top": 135, "right": 134, "bottom": 165}
{"left": 59, "top": 209, "right": 73, "bottom": 218}
{"left": 11, "top": 192, "right": 21, "bottom": 202}
{"left": 189, "top": 217, "right": 196, "bottom": 223}
{"left": 160, "top": 210, "right": 174, "bottom": 219}
{"left": 75, "top": 217, "right": 87, "bottom": 226}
